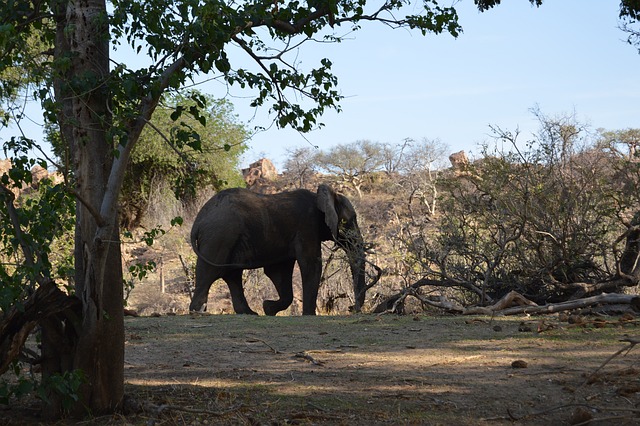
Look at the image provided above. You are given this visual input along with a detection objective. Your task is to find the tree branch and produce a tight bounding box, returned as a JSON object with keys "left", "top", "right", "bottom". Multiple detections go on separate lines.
{"left": 99, "top": 56, "right": 189, "bottom": 237}
{"left": 0, "top": 279, "right": 80, "bottom": 375}
{"left": 0, "top": 183, "right": 36, "bottom": 272}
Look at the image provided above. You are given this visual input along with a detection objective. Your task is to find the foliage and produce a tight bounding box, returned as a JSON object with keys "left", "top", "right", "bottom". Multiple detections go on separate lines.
{"left": 107, "top": 0, "right": 461, "bottom": 136}
{"left": 309, "top": 137, "right": 448, "bottom": 202}
{"left": 0, "top": 22, "right": 52, "bottom": 126}
{"left": 392, "top": 137, "right": 448, "bottom": 216}
{"left": 38, "top": 370, "right": 85, "bottom": 413}
{"left": 401, "top": 114, "right": 638, "bottom": 305}
{"left": 120, "top": 91, "right": 248, "bottom": 229}
{"left": 0, "top": 138, "right": 75, "bottom": 410}
{"left": 0, "top": 139, "right": 74, "bottom": 312}
{"left": 620, "top": 0, "right": 640, "bottom": 53}
{"left": 597, "top": 128, "right": 640, "bottom": 216}
{"left": 282, "top": 146, "right": 319, "bottom": 188}
{"left": 0, "top": 359, "right": 38, "bottom": 406}
{"left": 473, "top": 0, "right": 543, "bottom": 12}
{"left": 315, "top": 140, "right": 387, "bottom": 197}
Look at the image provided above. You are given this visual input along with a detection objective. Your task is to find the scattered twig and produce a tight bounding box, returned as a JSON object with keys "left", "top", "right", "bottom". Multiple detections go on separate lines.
{"left": 294, "top": 351, "right": 325, "bottom": 366}
{"left": 146, "top": 403, "right": 244, "bottom": 426}
{"left": 245, "top": 338, "right": 280, "bottom": 354}
{"left": 182, "top": 359, "right": 206, "bottom": 367}
{"left": 482, "top": 403, "right": 597, "bottom": 422}
{"left": 483, "top": 338, "right": 640, "bottom": 424}
{"left": 580, "top": 335, "right": 640, "bottom": 387}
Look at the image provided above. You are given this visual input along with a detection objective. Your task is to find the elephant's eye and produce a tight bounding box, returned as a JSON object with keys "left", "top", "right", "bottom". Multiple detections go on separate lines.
{"left": 339, "top": 218, "right": 352, "bottom": 230}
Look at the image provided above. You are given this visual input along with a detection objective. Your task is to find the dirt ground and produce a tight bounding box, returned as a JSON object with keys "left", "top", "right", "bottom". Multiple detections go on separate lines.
{"left": 2, "top": 312, "right": 640, "bottom": 425}
{"left": 118, "top": 313, "right": 640, "bottom": 425}
{"left": 106, "top": 249, "right": 640, "bottom": 424}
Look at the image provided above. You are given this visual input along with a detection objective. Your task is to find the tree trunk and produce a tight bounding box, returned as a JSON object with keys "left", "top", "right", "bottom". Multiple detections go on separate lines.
{"left": 620, "top": 212, "right": 640, "bottom": 281}
{"left": 45, "top": 0, "right": 125, "bottom": 418}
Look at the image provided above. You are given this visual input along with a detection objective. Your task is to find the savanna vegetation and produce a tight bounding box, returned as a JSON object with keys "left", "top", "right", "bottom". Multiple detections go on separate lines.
{"left": 1, "top": 0, "right": 640, "bottom": 423}
{"left": 240, "top": 114, "right": 640, "bottom": 317}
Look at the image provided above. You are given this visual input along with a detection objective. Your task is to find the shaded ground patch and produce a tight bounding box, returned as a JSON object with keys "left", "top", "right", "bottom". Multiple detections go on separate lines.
{"left": 2, "top": 314, "right": 640, "bottom": 424}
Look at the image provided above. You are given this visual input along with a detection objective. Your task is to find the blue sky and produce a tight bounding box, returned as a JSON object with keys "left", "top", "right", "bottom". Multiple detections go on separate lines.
{"left": 2, "top": 1, "right": 639, "bottom": 170}
{"left": 229, "top": 0, "right": 640, "bottom": 167}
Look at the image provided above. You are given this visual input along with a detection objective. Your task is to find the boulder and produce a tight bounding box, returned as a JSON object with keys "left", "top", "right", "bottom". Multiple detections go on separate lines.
{"left": 30, "top": 165, "right": 49, "bottom": 186}
{"left": 0, "top": 158, "right": 12, "bottom": 180}
{"left": 242, "top": 158, "right": 279, "bottom": 193}
{"left": 0, "top": 159, "right": 65, "bottom": 197}
{"left": 449, "top": 150, "right": 470, "bottom": 170}
{"left": 242, "top": 158, "right": 278, "bottom": 185}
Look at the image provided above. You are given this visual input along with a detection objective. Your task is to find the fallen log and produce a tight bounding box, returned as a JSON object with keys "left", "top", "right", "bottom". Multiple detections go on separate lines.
{"left": 463, "top": 290, "right": 538, "bottom": 315}
{"left": 464, "top": 292, "right": 640, "bottom": 316}
{"left": 373, "top": 280, "right": 640, "bottom": 317}
{"left": 494, "top": 293, "right": 640, "bottom": 316}
{"left": 372, "top": 277, "right": 485, "bottom": 314}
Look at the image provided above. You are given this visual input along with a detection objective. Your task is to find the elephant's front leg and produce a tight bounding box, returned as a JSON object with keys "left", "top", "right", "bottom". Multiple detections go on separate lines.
{"left": 298, "top": 255, "right": 322, "bottom": 315}
{"left": 263, "top": 260, "right": 295, "bottom": 316}
{"left": 223, "top": 269, "right": 258, "bottom": 315}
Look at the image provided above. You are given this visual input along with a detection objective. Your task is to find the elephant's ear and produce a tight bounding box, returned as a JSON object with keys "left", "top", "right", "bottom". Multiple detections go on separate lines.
{"left": 317, "top": 184, "right": 339, "bottom": 240}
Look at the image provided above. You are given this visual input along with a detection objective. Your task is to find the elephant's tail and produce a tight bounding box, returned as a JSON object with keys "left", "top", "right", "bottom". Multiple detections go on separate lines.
{"left": 189, "top": 224, "right": 214, "bottom": 266}
{"left": 190, "top": 224, "right": 200, "bottom": 255}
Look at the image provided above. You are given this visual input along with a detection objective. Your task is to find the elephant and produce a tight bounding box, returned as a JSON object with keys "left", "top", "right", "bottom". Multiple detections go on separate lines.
{"left": 188, "top": 184, "right": 367, "bottom": 315}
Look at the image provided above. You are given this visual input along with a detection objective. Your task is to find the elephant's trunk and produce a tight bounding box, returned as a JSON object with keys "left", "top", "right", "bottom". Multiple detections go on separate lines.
{"left": 340, "top": 221, "right": 367, "bottom": 312}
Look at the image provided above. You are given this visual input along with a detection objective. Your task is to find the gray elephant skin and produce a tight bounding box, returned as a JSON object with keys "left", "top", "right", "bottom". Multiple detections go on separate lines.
{"left": 189, "top": 184, "right": 367, "bottom": 315}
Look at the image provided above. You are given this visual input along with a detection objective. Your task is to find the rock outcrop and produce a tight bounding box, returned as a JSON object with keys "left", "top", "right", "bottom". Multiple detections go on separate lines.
{"left": 449, "top": 150, "right": 470, "bottom": 171}
{"left": 0, "top": 159, "right": 64, "bottom": 198}
{"left": 242, "top": 158, "right": 278, "bottom": 193}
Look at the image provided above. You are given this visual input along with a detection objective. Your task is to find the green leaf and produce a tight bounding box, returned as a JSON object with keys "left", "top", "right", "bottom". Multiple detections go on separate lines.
{"left": 214, "top": 57, "right": 230, "bottom": 73}
{"left": 170, "top": 106, "right": 184, "bottom": 121}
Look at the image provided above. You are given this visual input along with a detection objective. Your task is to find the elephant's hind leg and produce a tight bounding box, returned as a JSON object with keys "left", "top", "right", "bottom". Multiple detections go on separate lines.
{"left": 263, "top": 260, "right": 295, "bottom": 316}
{"left": 189, "top": 259, "right": 220, "bottom": 312}
{"left": 223, "top": 269, "right": 258, "bottom": 315}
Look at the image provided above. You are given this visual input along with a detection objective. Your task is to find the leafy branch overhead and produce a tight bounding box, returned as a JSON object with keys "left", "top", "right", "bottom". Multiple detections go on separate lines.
{"left": 107, "top": 0, "right": 462, "bottom": 133}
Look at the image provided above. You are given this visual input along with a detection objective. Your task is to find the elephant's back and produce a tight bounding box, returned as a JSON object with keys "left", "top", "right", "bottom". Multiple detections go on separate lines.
{"left": 197, "top": 188, "right": 263, "bottom": 216}
{"left": 193, "top": 188, "right": 248, "bottom": 228}
{"left": 197, "top": 187, "right": 317, "bottom": 232}
{"left": 199, "top": 187, "right": 315, "bottom": 212}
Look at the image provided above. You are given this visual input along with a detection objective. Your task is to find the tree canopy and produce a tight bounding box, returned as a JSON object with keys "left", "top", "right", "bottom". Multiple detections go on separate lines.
{"left": 120, "top": 91, "right": 248, "bottom": 229}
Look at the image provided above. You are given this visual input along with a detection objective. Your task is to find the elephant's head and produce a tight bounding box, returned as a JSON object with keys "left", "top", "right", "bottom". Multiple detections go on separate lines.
{"left": 317, "top": 185, "right": 367, "bottom": 312}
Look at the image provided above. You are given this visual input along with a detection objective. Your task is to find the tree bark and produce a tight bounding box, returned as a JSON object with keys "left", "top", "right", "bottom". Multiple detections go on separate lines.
{"left": 47, "top": 0, "right": 125, "bottom": 418}
{"left": 619, "top": 213, "right": 640, "bottom": 281}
